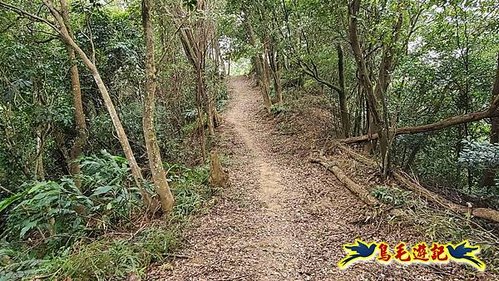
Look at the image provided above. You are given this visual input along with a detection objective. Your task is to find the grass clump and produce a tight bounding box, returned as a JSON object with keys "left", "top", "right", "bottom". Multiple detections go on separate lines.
{"left": 44, "top": 225, "right": 179, "bottom": 280}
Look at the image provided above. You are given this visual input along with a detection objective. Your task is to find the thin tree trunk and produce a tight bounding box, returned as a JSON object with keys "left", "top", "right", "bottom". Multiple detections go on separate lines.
{"left": 268, "top": 45, "right": 283, "bottom": 105}
{"left": 263, "top": 39, "right": 273, "bottom": 101}
{"left": 481, "top": 114, "right": 499, "bottom": 188}
{"left": 34, "top": 126, "right": 45, "bottom": 181}
{"left": 404, "top": 143, "right": 422, "bottom": 170}
{"left": 177, "top": 27, "right": 208, "bottom": 160}
{"left": 227, "top": 53, "right": 231, "bottom": 76}
{"left": 216, "top": 41, "right": 226, "bottom": 79}
{"left": 60, "top": 0, "right": 87, "bottom": 189}
{"left": 176, "top": 5, "right": 217, "bottom": 142}
{"left": 142, "top": 0, "right": 174, "bottom": 213}
{"left": 245, "top": 17, "right": 272, "bottom": 112}
{"left": 275, "top": 53, "right": 283, "bottom": 105}
{"left": 482, "top": 55, "right": 499, "bottom": 188}
{"left": 337, "top": 44, "right": 349, "bottom": 137}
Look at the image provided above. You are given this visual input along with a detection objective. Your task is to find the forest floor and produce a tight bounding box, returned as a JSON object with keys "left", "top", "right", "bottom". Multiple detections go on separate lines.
{"left": 149, "top": 76, "right": 494, "bottom": 280}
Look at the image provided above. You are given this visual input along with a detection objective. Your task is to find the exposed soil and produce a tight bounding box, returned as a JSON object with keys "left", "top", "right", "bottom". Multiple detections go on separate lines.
{"left": 149, "top": 77, "right": 493, "bottom": 281}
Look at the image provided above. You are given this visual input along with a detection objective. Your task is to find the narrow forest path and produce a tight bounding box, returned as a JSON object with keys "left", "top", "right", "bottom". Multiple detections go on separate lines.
{"left": 150, "top": 77, "right": 456, "bottom": 281}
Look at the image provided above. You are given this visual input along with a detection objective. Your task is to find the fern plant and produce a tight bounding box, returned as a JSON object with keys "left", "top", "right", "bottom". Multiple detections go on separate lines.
{"left": 0, "top": 151, "right": 149, "bottom": 253}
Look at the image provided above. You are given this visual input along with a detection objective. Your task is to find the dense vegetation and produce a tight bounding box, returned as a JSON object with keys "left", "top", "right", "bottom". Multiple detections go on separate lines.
{"left": 0, "top": 0, "right": 498, "bottom": 279}
{"left": 223, "top": 0, "right": 498, "bottom": 205}
{"left": 0, "top": 0, "right": 226, "bottom": 279}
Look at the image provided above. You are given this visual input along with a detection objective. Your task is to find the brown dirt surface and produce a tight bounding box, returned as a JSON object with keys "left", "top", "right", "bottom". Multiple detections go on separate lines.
{"left": 148, "top": 77, "right": 495, "bottom": 281}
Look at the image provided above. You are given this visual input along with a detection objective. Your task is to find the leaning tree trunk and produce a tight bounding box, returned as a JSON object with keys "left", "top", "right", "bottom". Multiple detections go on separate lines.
{"left": 142, "top": 0, "right": 174, "bottom": 213}
{"left": 44, "top": 0, "right": 151, "bottom": 206}
{"left": 341, "top": 55, "right": 499, "bottom": 144}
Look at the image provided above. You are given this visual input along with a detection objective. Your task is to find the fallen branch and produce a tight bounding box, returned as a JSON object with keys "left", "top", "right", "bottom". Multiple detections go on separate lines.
{"left": 336, "top": 144, "right": 499, "bottom": 223}
{"left": 339, "top": 110, "right": 499, "bottom": 144}
{"left": 311, "top": 157, "right": 379, "bottom": 207}
{"left": 394, "top": 171, "right": 499, "bottom": 223}
{"left": 340, "top": 56, "right": 499, "bottom": 144}
{"left": 335, "top": 143, "right": 377, "bottom": 167}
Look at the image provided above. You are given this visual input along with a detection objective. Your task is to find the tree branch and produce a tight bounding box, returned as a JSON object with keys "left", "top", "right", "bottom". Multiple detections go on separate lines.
{"left": 0, "top": 1, "right": 58, "bottom": 32}
{"left": 340, "top": 53, "right": 499, "bottom": 143}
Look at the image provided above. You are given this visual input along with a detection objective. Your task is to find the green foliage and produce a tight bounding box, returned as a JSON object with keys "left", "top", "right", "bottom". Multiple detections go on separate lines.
{"left": 459, "top": 139, "right": 499, "bottom": 169}
{"left": 270, "top": 104, "right": 290, "bottom": 115}
{"left": 372, "top": 185, "right": 411, "bottom": 207}
{"left": 230, "top": 58, "right": 252, "bottom": 76}
{"left": 0, "top": 153, "right": 212, "bottom": 280}
{"left": 45, "top": 226, "right": 179, "bottom": 281}
{"left": 0, "top": 151, "right": 144, "bottom": 254}
{"left": 405, "top": 199, "right": 499, "bottom": 274}
{"left": 0, "top": 224, "right": 180, "bottom": 281}
{"left": 166, "top": 162, "right": 213, "bottom": 219}
{"left": 0, "top": 27, "right": 73, "bottom": 190}
{"left": 4, "top": 179, "right": 89, "bottom": 243}
{"left": 0, "top": 0, "right": 224, "bottom": 280}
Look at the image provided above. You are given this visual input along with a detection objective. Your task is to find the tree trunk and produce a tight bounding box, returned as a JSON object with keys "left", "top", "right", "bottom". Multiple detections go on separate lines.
{"left": 142, "top": 0, "right": 174, "bottom": 213}
{"left": 209, "top": 150, "right": 228, "bottom": 187}
{"left": 176, "top": 6, "right": 218, "bottom": 142}
{"left": 245, "top": 17, "right": 272, "bottom": 112}
{"left": 268, "top": 45, "right": 283, "bottom": 105}
{"left": 337, "top": 44, "right": 349, "bottom": 137}
{"left": 342, "top": 53, "right": 499, "bottom": 144}
{"left": 482, "top": 56, "right": 499, "bottom": 188}
{"left": 216, "top": 41, "right": 225, "bottom": 79}
{"left": 263, "top": 38, "right": 273, "bottom": 103}
{"left": 34, "top": 126, "right": 45, "bottom": 181}
{"left": 177, "top": 27, "right": 208, "bottom": 160}
{"left": 60, "top": 0, "right": 87, "bottom": 189}
{"left": 404, "top": 143, "right": 422, "bottom": 170}
{"left": 481, "top": 115, "right": 498, "bottom": 188}
{"left": 44, "top": 0, "right": 151, "bottom": 206}
{"left": 257, "top": 51, "right": 272, "bottom": 111}
{"left": 348, "top": 0, "right": 391, "bottom": 177}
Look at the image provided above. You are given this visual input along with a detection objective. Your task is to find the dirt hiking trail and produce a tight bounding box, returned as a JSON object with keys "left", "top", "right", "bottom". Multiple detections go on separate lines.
{"left": 150, "top": 77, "right": 469, "bottom": 281}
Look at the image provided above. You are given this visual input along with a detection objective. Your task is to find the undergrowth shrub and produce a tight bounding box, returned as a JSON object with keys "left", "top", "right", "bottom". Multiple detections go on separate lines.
{"left": 372, "top": 185, "right": 411, "bottom": 207}
{"left": 165, "top": 162, "right": 212, "bottom": 219}
{"left": 0, "top": 152, "right": 213, "bottom": 280}
{"left": 458, "top": 139, "right": 499, "bottom": 205}
{"left": 1, "top": 151, "right": 144, "bottom": 253}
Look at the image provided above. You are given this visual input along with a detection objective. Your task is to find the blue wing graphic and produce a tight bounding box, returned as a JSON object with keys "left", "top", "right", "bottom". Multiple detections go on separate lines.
{"left": 446, "top": 241, "right": 485, "bottom": 271}
{"left": 338, "top": 240, "right": 377, "bottom": 269}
